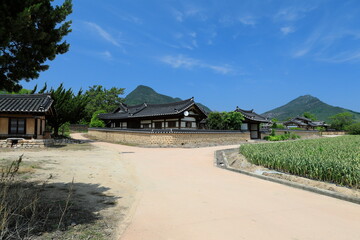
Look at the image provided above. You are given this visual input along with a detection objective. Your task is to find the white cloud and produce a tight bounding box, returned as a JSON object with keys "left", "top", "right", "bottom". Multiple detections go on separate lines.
{"left": 120, "top": 15, "right": 142, "bottom": 25}
{"left": 172, "top": 31, "right": 198, "bottom": 50}
{"left": 101, "top": 51, "right": 113, "bottom": 60}
{"left": 281, "top": 26, "right": 295, "bottom": 35}
{"left": 238, "top": 16, "right": 256, "bottom": 26}
{"left": 172, "top": 6, "right": 207, "bottom": 22}
{"left": 274, "top": 6, "right": 316, "bottom": 22}
{"left": 173, "top": 9, "right": 184, "bottom": 22}
{"left": 189, "top": 32, "right": 197, "bottom": 38}
{"left": 85, "top": 21, "right": 121, "bottom": 47}
{"left": 219, "top": 15, "right": 256, "bottom": 27}
{"left": 319, "top": 50, "right": 360, "bottom": 63}
{"left": 292, "top": 27, "right": 323, "bottom": 58}
{"left": 159, "top": 55, "right": 234, "bottom": 74}
{"left": 160, "top": 55, "right": 199, "bottom": 69}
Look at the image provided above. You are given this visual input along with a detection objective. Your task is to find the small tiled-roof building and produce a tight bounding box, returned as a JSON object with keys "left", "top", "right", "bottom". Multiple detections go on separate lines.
{"left": 235, "top": 107, "right": 270, "bottom": 139}
{"left": 99, "top": 97, "right": 207, "bottom": 129}
{"left": 0, "top": 94, "right": 54, "bottom": 139}
{"left": 283, "top": 116, "right": 329, "bottom": 130}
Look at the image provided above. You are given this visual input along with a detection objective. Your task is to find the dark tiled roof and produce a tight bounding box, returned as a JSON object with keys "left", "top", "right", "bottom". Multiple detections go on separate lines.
{"left": 283, "top": 120, "right": 307, "bottom": 126}
{"left": 99, "top": 98, "right": 207, "bottom": 120}
{"left": 0, "top": 94, "right": 53, "bottom": 113}
{"left": 235, "top": 107, "right": 270, "bottom": 123}
{"left": 284, "top": 117, "right": 329, "bottom": 127}
{"left": 294, "top": 116, "right": 312, "bottom": 122}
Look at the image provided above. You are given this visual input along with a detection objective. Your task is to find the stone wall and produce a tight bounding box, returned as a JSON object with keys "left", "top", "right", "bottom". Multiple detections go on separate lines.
{"left": 88, "top": 128, "right": 250, "bottom": 146}
{"left": 322, "top": 131, "right": 346, "bottom": 135}
{"left": 0, "top": 139, "right": 54, "bottom": 148}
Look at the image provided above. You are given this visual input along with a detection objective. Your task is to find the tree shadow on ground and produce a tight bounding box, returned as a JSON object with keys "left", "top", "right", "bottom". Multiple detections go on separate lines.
{"left": 0, "top": 180, "right": 122, "bottom": 239}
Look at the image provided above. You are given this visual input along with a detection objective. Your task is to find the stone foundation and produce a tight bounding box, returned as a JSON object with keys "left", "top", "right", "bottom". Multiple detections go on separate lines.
{"left": 0, "top": 139, "right": 55, "bottom": 148}
{"left": 322, "top": 131, "right": 346, "bottom": 135}
{"left": 88, "top": 128, "right": 250, "bottom": 146}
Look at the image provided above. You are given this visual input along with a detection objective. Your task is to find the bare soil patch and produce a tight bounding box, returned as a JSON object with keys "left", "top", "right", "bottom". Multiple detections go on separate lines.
{"left": 0, "top": 140, "right": 137, "bottom": 239}
{"left": 225, "top": 150, "right": 360, "bottom": 199}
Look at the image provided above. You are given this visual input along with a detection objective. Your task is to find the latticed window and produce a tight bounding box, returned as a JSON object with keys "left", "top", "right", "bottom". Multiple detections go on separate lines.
{"left": 10, "top": 118, "right": 25, "bottom": 134}
{"left": 154, "top": 122, "right": 162, "bottom": 129}
{"left": 168, "top": 121, "right": 176, "bottom": 128}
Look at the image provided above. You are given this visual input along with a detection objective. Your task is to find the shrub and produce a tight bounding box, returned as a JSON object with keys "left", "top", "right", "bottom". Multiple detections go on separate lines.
{"left": 59, "top": 122, "right": 70, "bottom": 137}
{"left": 264, "top": 132, "right": 300, "bottom": 141}
{"left": 272, "top": 123, "right": 285, "bottom": 129}
{"left": 89, "top": 110, "right": 106, "bottom": 128}
{"left": 347, "top": 122, "right": 360, "bottom": 135}
{"left": 206, "top": 111, "right": 244, "bottom": 130}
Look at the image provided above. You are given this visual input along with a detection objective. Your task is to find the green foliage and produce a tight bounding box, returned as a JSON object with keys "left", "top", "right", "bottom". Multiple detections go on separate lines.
{"left": 240, "top": 136, "right": 360, "bottom": 188}
{"left": 316, "top": 126, "right": 326, "bottom": 132}
{"left": 271, "top": 118, "right": 285, "bottom": 129}
{"left": 303, "top": 112, "right": 317, "bottom": 121}
{"left": 37, "top": 84, "right": 88, "bottom": 136}
{"left": 222, "top": 112, "right": 244, "bottom": 130}
{"left": 59, "top": 122, "right": 70, "bottom": 137}
{"left": 346, "top": 122, "right": 360, "bottom": 135}
{"left": 84, "top": 85, "right": 125, "bottom": 122}
{"left": 89, "top": 110, "right": 106, "bottom": 128}
{"left": 264, "top": 132, "right": 300, "bottom": 141}
{"left": 272, "top": 123, "right": 285, "bottom": 129}
{"left": 206, "top": 111, "right": 244, "bottom": 130}
{"left": 206, "top": 112, "right": 223, "bottom": 130}
{"left": 329, "top": 112, "right": 354, "bottom": 130}
{"left": 0, "top": 0, "right": 72, "bottom": 92}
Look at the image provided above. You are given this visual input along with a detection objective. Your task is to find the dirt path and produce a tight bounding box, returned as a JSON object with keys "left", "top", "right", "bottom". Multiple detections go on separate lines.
{"left": 87, "top": 137, "right": 360, "bottom": 240}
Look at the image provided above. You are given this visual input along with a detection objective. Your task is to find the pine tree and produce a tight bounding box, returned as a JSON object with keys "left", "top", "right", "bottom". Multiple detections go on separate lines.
{"left": 0, "top": 0, "right": 72, "bottom": 91}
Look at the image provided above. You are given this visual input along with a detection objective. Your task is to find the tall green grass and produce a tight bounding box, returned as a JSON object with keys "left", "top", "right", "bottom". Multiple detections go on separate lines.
{"left": 239, "top": 136, "right": 360, "bottom": 188}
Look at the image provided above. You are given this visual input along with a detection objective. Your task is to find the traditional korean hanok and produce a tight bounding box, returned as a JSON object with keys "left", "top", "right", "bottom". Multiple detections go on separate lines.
{"left": 0, "top": 94, "right": 54, "bottom": 139}
{"left": 99, "top": 97, "right": 207, "bottom": 130}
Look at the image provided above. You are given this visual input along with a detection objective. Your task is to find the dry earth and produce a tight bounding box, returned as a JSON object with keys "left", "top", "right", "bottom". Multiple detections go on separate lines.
{"left": 0, "top": 134, "right": 138, "bottom": 239}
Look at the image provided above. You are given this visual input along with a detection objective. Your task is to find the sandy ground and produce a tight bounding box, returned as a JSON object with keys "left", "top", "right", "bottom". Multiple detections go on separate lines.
{"left": 2, "top": 134, "right": 360, "bottom": 240}
{"left": 1, "top": 134, "right": 138, "bottom": 239}
{"left": 82, "top": 136, "right": 360, "bottom": 240}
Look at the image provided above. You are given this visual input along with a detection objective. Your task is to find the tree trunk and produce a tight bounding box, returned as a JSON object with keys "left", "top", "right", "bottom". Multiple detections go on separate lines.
{"left": 53, "top": 125, "right": 59, "bottom": 137}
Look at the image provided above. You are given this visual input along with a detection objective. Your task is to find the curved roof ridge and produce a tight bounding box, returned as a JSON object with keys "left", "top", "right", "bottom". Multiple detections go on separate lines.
{"left": 136, "top": 97, "right": 194, "bottom": 108}
{"left": 0, "top": 93, "right": 51, "bottom": 98}
{"left": 235, "top": 106, "right": 254, "bottom": 113}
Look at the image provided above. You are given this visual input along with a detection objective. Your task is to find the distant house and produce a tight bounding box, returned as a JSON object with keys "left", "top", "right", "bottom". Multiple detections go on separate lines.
{"left": 99, "top": 97, "right": 207, "bottom": 130}
{"left": 0, "top": 94, "right": 54, "bottom": 139}
{"left": 235, "top": 107, "right": 270, "bottom": 139}
{"left": 283, "top": 116, "right": 329, "bottom": 130}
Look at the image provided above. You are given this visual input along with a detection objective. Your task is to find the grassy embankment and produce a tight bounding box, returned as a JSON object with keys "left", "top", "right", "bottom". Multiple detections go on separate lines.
{"left": 240, "top": 136, "right": 360, "bottom": 188}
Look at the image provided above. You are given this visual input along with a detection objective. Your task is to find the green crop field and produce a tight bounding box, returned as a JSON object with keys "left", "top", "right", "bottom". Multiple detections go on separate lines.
{"left": 239, "top": 136, "right": 360, "bottom": 188}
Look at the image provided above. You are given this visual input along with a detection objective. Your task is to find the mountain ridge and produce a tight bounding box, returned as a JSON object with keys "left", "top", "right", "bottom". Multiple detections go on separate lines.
{"left": 263, "top": 95, "right": 360, "bottom": 122}
{"left": 124, "top": 85, "right": 211, "bottom": 113}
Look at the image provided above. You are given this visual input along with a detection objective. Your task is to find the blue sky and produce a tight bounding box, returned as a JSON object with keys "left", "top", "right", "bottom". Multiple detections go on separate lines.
{"left": 22, "top": 0, "right": 360, "bottom": 113}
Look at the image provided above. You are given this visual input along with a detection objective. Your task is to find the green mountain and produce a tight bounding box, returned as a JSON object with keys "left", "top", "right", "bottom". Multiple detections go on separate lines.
{"left": 124, "top": 85, "right": 211, "bottom": 113}
{"left": 263, "top": 95, "right": 360, "bottom": 122}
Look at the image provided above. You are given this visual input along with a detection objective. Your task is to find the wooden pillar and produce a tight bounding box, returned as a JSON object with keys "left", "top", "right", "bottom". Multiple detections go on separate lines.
{"left": 34, "top": 117, "right": 38, "bottom": 139}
